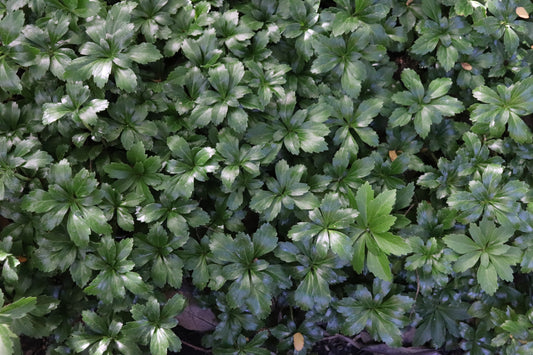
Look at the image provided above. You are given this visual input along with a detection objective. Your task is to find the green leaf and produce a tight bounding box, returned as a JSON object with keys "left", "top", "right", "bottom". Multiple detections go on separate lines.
{"left": 413, "top": 297, "right": 469, "bottom": 347}
{"left": 114, "top": 67, "right": 137, "bottom": 92}
{"left": 151, "top": 328, "right": 181, "bottom": 355}
{"left": 67, "top": 210, "right": 91, "bottom": 247}
{"left": 0, "top": 10, "right": 24, "bottom": 45}
{"left": 427, "top": 78, "right": 453, "bottom": 99}
{"left": 295, "top": 267, "right": 332, "bottom": 311}
{"left": 436, "top": 45, "right": 458, "bottom": 71}
{"left": 401, "top": 69, "right": 424, "bottom": 100}
{"left": 0, "top": 59, "right": 22, "bottom": 93}
{"left": 127, "top": 43, "right": 162, "bottom": 64}
{"left": 0, "top": 325, "right": 15, "bottom": 355}
{"left": 448, "top": 166, "right": 528, "bottom": 225}
{"left": 443, "top": 234, "right": 480, "bottom": 254}
{"left": 0, "top": 297, "right": 36, "bottom": 319}
{"left": 133, "top": 225, "right": 186, "bottom": 288}
{"left": 411, "top": 34, "right": 439, "bottom": 55}
{"left": 508, "top": 113, "right": 533, "bottom": 144}
{"left": 253, "top": 223, "right": 278, "bottom": 256}
{"left": 367, "top": 251, "right": 393, "bottom": 281}
{"left": 341, "top": 61, "right": 365, "bottom": 98}
{"left": 503, "top": 27, "right": 519, "bottom": 54}
{"left": 477, "top": 264, "right": 498, "bottom": 296}
{"left": 181, "top": 237, "right": 211, "bottom": 289}
{"left": 373, "top": 232, "right": 412, "bottom": 255}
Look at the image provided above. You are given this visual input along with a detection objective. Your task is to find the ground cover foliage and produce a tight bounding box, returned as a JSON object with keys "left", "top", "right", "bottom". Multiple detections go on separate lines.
{"left": 1, "top": 0, "right": 533, "bottom": 353}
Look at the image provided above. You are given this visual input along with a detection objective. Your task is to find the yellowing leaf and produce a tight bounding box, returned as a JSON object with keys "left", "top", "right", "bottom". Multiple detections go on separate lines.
{"left": 461, "top": 62, "right": 473, "bottom": 71}
{"left": 293, "top": 332, "right": 305, "bottom": 351}
{"left": 389, "top": 150, "right": 398, "bottom": 161}
{"left": 516, "top": 7, "right": 529, "bottom": 19}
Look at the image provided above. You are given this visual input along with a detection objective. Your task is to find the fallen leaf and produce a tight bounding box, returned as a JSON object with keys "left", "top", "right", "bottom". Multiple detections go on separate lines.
{"left": 406, "top": 0, "right": 414, "bottom": 5}
{"left": 177, "top": 298, "right": 218, "bottom": 332}
{"left": 461, "top": 62, "right": 473, "bottom": 71}
{"left": 402, "top": 326, "right": 416, "bottom": 344}
{"left": 17, "top": 256, "right": 28, "bottom": 263}
{"left": 0, "top": 216, "right": 10, "bottom": 229}
{"left": 389, "top": 150, "right": 398, "bottom": 161}
{"left": 293, "top": 332, "right": 305, "bottom": 351}
{"left": 516, "top": 7, "right": 529, "bottom": 19}
{"left": 168, "top": 281, "right": 218, "bottom": 332}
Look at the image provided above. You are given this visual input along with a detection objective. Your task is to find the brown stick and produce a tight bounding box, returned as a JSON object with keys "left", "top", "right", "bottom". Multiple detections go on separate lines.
{"left": 181, "top": 339, "right": 212, "bottom": 353}
{"left": 317, "top": 334, "right": 361, "bottom": 349}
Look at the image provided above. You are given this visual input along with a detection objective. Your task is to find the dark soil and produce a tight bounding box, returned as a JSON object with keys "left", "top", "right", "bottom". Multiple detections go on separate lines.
{"left": 19, "top": 335, "right": 48, "bottom": 355}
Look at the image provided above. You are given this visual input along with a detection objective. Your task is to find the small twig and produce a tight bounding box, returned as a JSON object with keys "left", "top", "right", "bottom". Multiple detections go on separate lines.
{"left": 403, "top": 203, "right": 416, "bottom": 216}
{"left": 318, "top": 334, "right": 361, "bottom": 349}
{"left": 415, "top": 270, "right": 420, "bottom": 301}
{"left": 410, "top": 270, "right": 421, "bottom": 320}
{"left": 290, "top": 306, "right": 294, "bottom": 322}
{"left": 352, "top": 230, "right": 366, "bottom": 244}
{"left": 181, "top": 340, "right": 212, "bottom": 353}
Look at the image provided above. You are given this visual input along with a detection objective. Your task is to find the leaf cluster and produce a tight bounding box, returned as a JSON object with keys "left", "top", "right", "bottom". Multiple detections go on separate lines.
{"left": 1, "top": 0, "right": 533, "bottom": 354}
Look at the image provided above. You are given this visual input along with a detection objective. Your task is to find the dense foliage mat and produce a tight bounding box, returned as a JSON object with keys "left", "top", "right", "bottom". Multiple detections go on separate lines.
{"left": 1, "top": 0, "right": 533, "bottom": 354}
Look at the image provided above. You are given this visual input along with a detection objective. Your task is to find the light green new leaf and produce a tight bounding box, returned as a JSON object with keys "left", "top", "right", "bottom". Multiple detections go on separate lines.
{"left": 0, "top": 325, "right": 14, "bottom": 355}
{"left": 0, "top": 297, "right": 36, "bottom": 320}
{"left": 352, "top": 183, "right": 410, "bottom": 280}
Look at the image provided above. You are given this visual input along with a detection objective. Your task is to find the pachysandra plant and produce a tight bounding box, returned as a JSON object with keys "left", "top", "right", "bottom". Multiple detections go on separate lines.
{"left": 1, "top": 0, "right": 533, "bottom": 354}
{"left": 389, "top": 68, "right": 464, "bottom": 138}
{"left": 337, "top": 279, "right": 414, "bottom": 347}
{"left": 21, "top": 160, "right": 111, "bottom": 247}
{"left": 411, "top": 1, "right": 473, "bottom": 71}
{"left": 447, "top": 165, "right": 528, "bottom": 227}
{"left": 470, "top": 77, "right": 533, "bottom": 143}
{"left": 288, "top": 192, "right": 358, "bottom": 261}
{"left": 246, "top": 91, "right": 330, "bottom": 155}
{"left": 64, "top": 2, "right": 162, "bottom": 92}
{"left": 250, "top": 159, "right": 319, "bottom": 221}
{"left": 443, "top": 218, "right": 521, "bottom": 295}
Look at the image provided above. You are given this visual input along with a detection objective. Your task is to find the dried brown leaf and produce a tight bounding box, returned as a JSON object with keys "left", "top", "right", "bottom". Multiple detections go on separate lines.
{"left": 293, "top": 332, "right": 305, "bottom": 351}
{"left": 168, "top": 282, "right": 218, "bottom": 332}
{"left": 461, "top": 62, "right": 473, "bottom": 71}
{"left": 516, "top": 7, "right": 529, "bottom": 19}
